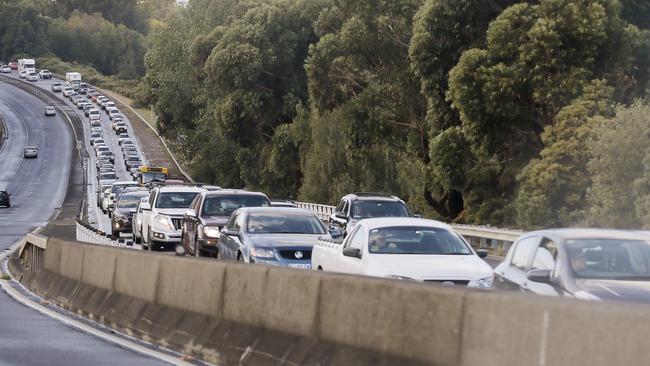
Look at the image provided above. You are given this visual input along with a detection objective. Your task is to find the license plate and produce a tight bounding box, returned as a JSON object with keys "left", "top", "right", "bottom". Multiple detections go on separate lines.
{"left": 289, "top": 263, "right": 311, "bottom": 269}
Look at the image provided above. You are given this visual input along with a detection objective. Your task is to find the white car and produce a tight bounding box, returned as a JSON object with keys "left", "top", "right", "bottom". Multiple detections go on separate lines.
{"left": 140, "top": 186, "right": 205, "bottom": 251}
{"left": 62, "top": 87, "right": 74, "bottom": 97}
{"left": 132, "top": 197, "right": 149, "bottom": 244}
{"left": 26, "top": 72, "right": 38, "bottom": 82}
{"left": 44, "top": 106, "right": 56, "bottom": 116}
{"left": 23, "top": 146, "right": 38, "bottom": 159}
{"left": 88, "top": 109, "right": 101, "bottom": 121}
{"left": 38, "top": 69, "right": 52, "bottom": 79}
{"left": 311, "top": 217, "right": 494, "bottom": 288}
{"left": 0, "top": 65, "right": 11, "bottom": 73}
{"left": 18, "top": 70, "right": 27, "bottom": 78}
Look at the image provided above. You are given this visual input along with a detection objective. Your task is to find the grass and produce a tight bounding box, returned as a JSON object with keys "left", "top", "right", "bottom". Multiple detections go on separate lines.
{"left": 0, "top": 275, "right": 10, "bottom": 280}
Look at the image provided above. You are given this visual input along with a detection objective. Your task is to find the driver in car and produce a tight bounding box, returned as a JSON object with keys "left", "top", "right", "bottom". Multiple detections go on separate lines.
{"left": 569, "top": 248, "right": 587, "bottom": 273}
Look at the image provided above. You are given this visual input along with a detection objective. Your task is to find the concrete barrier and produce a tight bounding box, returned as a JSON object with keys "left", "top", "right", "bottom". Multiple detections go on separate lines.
{"left": 11, "top": 238, "right": 650, "bottom": 366}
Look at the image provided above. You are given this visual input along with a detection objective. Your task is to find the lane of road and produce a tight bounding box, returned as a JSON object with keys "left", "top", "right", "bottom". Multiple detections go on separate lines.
{"left": 0, "top": 80, "right": 168, "bottom": 366}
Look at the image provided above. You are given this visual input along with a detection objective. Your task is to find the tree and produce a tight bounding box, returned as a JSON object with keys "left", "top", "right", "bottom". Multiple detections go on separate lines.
{"left": 0, "top": 2, "right": 50, "bottom": 60}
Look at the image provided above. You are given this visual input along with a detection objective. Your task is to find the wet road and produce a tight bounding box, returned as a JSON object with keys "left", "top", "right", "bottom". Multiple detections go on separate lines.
{"left": 0, "top": 80, "right": 168, "bottom": 365}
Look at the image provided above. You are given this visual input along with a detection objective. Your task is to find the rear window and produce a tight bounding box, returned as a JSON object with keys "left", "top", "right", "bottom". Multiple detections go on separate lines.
{"left": 201, "top": 194, "right": 270, "bottom": 217}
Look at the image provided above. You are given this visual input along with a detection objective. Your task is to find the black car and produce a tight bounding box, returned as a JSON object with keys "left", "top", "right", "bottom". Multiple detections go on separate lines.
{"left": 181, "top": 190, "right": 271, "bottom": 257}
{"left": 0, "top": 190, "right": 10, "bottom": 208}
{"left": 111, "top": 190, "right": 149, "bottom": 236}
{"left": 494, "top": 229, "right": 650, "bottom": 304}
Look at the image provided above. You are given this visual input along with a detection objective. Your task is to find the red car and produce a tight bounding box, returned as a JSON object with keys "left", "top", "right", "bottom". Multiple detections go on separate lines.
{"left": 8, "top": 62, "right": 18, "bottom": 70}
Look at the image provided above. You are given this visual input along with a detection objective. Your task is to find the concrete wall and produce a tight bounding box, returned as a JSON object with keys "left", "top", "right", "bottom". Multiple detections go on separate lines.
{"left": 17, "top": 238, "right": 650, "bottom": 366}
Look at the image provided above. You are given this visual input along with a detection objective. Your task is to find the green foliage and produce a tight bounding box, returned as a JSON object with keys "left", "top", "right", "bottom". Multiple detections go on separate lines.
{"left": 0, "top": 1, "right": 50, "bottom": 60}
{"left": 587, "top": 101, "right": 650, "bottom": 228}
{"left": 515, "top": 81, "right": 615, "bottom": 228}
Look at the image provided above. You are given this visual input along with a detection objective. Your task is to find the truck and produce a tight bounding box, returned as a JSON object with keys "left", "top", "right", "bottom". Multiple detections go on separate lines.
{"left": 311, "top": 217, "right": 495, "bottom": 288}
{"left": 66, "top": 72, "right": 82, "bottom": 90}
{"left": 17, "top": 59, "right": 35, "bottom": 73}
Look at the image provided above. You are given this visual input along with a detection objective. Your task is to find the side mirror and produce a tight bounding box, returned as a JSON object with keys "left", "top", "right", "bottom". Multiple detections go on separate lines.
{"left": 477, "top": 249, "right": 488, "bottom": 259}
{"left": 184, "top": 209, "right": 196, "bottom": 218}
{"left": 334, "top": 212, "right": 348, "bottom": 221}
{"left": 223, "top": 228, "right": 239, "bottom": 237}
{"left": 527, "top": 269, "right": 552, "bottom": 284}
{"left": 413, "top": 213, "right": 422, "bottom": 218}
{"left": 329, "top": 229, "right": 343, "bottom": 239}
{"left": 342, "top": 247, "right": 361, "bottom": 259}
{"left": 140, "top": 202, "right": 151, "bottom": 211}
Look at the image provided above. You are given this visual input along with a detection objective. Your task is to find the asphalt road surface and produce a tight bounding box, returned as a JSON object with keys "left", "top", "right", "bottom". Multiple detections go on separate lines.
{"left": 0, "top": 80, "right": 167, "bottom": 365}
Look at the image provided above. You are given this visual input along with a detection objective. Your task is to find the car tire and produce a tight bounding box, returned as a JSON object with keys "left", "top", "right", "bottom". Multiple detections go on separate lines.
{"left": 237, "top": 253, "right": 244, "bottom": 263}
{"left": 147, "top": 229, "right": 156, "bottom": 252}
{"left": 134, "top": 232, "right": 141, "bottom": 244}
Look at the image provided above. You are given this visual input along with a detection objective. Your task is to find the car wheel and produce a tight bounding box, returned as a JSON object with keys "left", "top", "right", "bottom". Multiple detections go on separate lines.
{"left": 237, "top": 253, "right": 244, "bottom": 263}
{"left": 147, "top": 229, "right": 156, "bottom": 252}
{"left": 134, "top": 231, "right": 141, "bottom": 244}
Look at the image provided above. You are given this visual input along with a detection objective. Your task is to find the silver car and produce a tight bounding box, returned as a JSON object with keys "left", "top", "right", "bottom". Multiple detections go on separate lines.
{"left": 218, "top": 207, "right": 327, "bottom": 269}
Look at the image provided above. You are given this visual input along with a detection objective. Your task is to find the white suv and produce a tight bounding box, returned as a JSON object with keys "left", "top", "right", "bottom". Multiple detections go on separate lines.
{"left": 140, "top": 186, "right": 205, "bottom": 251}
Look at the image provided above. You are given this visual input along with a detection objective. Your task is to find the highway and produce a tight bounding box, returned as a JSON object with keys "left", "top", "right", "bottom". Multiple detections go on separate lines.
{"left": 0, "top": 80, "right": 167, "bottom": 365}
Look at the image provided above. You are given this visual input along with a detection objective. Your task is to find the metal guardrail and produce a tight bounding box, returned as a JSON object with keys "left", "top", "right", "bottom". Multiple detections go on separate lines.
{"left": 76, "top": 219, "right": 134, "bottom": 248}
{"left": 295, "top": 202, "right": 522, "bottom": 255}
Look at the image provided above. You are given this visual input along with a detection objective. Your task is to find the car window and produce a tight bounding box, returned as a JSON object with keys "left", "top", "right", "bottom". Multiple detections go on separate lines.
{"left": 226, "top": 213, "right": 238, "bottom": 230}
{"left": 531, "top": 238, "right": 558, "bottom": 270}
{"left": 511, "top": 236, "right": 540, "bottom": 270}
{"left": 336, "top": 200, "right": 345, "bottom": 213}
{"left": 348, "top": 227, "right": 365, "bottom": 250}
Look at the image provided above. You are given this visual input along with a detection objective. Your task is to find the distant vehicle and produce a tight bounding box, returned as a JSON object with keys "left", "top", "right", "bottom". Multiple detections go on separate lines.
{"left": 90, "top": 120, "right": 101, "bottom": 128}
{"left": 0, "top": 65, "right": 11, "bottom": 73}
{"left": 97, "top": 151, "right": 115, "bottom": 164}
{"left": 0, "top": 190, "right": 11, "bottom": 208}
{"left": 79, "top": 82, "right": 89, "bottom": 94}
{"left": 62, "top": 87, "right": 74, "bottom": 97}
{"left": 111, "top": 190, "right": 149, "bottom": 237}
{"left": 102, "top": 101, "right": 116, "bottom": 111}
{"left": 97, "top": 184, "right": 112, "bottom": 208}
{"left": 18, "top": 70, "right": 27, "bottom": 78}
{"left": 23, "top": 146, "right": 38, "bottom": 159}
{"left": 181, "top": 189, "right": 272, "bottom": 257}
{"left": 312, "top": 218, "right": 493, "bottom": 287}
{"left": 125, "top": 157, "right": 142, "bottom": 170}
{"left": 38, "top": 69, "right": 52, "bottom": 79}
{"left": 330, "top": 193, "right": 413, "bottom": 236}
{"left": 103, "top": 181, "right": 140, "bottom": 217}
{"left": 88, "top": 109, "right": 101, "bottom": 121}
{"left": 494, "top": 229, "right": 650, "bottom": 304}
{"left": 83, "top": 104, "right": 94, "bottom": 115}
{"left": 140, "top": 185, "right": 205, "bottom": 251}
{"left": 26, "top": 72, "right": 38, "bottom": 82}
{"left": 66, "top": 72, "right": 82, "bottom": 89}
{"left": 218, "top": 207, "right": 325, "bottom": 268}
{"left": 109, "top": 110, "right": 122, "bottom": 121}
{"left": 17, "top": 58, "right": 35, "bottom": 73}
{"left": 137, "top": 166, "right": 168, "bottom": 186}
{"left": 51, "top": 82, "right": 62, "bottom": 92}
{"left": 98, "top": 172, "right": 118, "bottom": 187}
{"left": 44, "top": 106, "right": 56, "bottom": 116}
{"left": 8, "top": 62, "right": 18, "bottom": 70}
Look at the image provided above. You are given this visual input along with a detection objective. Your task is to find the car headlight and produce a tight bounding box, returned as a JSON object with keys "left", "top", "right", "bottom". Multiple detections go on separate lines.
{"left": 154, "top": 215, "right": 173, "bottom": 230}
{"left": 467, "top": 276, "right": 494, "bottom": 289}
{"left": 203, "top": 226, "right": 221, "bottom": 238}
{"left": 250, "top": 247, "right": 275, "bottom": 258}
{"left": 385, "top": 275, "right": 418, "bottom": 281}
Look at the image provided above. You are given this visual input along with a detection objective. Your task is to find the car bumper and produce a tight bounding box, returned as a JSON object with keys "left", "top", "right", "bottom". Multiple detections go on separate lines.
{"left": 250, "top": 257, "right": 312, "bottom": 269}
{"left": 197, "top": 239, "right": 219, "bottom": 253}
{"left": 151, "top": 230, "right": 181, "bottom": 243}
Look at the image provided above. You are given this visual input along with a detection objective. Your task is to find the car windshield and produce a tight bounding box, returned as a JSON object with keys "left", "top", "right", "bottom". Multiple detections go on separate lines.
{"left": 246, "top": 213, "right": 326, "bottom": 234}
{"left": 117, "top": 193, "right": 148, "bottom": 209}
{"left": 111, "top": 184, "right": 137, "bottom": 193}
{"left": 142, "top": 172, "right": 167, "bottom": 183}
{"left": 201, "top": 195, "right": 270, "bottom": 216}
{"left": 367, "top": 226, "right": 472, "bottom": 255}
{"left": 155, "top": 192, "right": 199, "bottom": 208}
{"left": 350, "top": 200, "right": 410, "bottom": 219}
{"left": 100, "top": 173, "right": 117, "bottom": 179}
{"left": 566, "top": 239, "right": 650, "bottom": 280}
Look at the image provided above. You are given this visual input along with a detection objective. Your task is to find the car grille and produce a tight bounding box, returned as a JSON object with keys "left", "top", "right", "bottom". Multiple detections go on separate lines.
{"left": 279, "top": 249, "right": 311, "bottom": 260}
{"left": 424, "top": 280, "right": 470, "bottom": 287}
{"left": 171, "top": 218, "right": 182, "bottom": 230}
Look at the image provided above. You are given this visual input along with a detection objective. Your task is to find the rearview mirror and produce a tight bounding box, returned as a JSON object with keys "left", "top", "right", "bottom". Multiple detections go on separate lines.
{"left": 224, "top": 229, "right": 240, "bottom": 238}
{"left": 477, "top": 249, "right": 488, "bottom": 259}
{"left": 527, "top": 269, "right": 552, "bottom": 284}
{"left": 334, "top": 212, "right": 348, "bottom": 221}
{"left": 342, "top": 247, "right": 361, "bottom": 259}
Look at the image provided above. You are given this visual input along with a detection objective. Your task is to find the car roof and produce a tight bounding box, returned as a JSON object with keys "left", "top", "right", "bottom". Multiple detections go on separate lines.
{"left": 526, "top": 228, "right": 650, "bottom": 242}
{"left": 341, "top": 192, "right": 403, "bottom": 202}
{"left": 156, "top": 186, "right": 205, "bottom": 193}
{"left": 203, "top": 189, "right": 267, "bottom": 197}
{"left": 237, "top": 207, "right": 313, "bottom": 216}
{"left": 353, "top": 217, "right": 452, "bottom": 231}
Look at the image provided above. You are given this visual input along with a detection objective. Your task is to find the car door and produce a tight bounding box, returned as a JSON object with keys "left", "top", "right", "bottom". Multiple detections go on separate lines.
{"left": 336, "top": 225, "right": 367, "bottom": 274}
{"left": 494, "top": 235, "right": 541, "bottom": 292}
{"left": 219, "top": 213, "right": 240, "bottom": 260}
{"left": 526, "top": 237, "right": 561, "bottom": 296}
{"left": 185, "top": 196, "right": 200, "bottom": 254}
